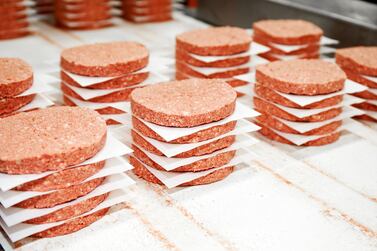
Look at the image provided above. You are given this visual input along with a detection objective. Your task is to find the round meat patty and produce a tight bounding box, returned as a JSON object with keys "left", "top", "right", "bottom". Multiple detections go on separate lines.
{"left": 132, "top": 130, "right": 236, "bottom": 158}
{"left": 15, "top": 161, "right": 105, "bottom": 192}
{"left": 258, "top": 51, "right": 319, "bottom": 62}
{"left": 343, "top": 69, "right": 377, "bottom": 89}
{"left": 256, "top": 59, "right": 346, "bottom": 95}
{"left": 132, "top": 144, "right": 236, "bottom": 172}
{"left": 257, "top": 124, "right": 341, "bottom": 146}
{"left": 61, "top": 41, "right": 149, "bottom": 77}
{"left": 256, "top": 114, "right": 342, "bottom": 135}
{"left": 132, "top": 116, "right": 237, "bottom": 144}
{"left": 61, "top": 82, "right": 136, "bottom": 103}
{"left": 25, "top": 193, "right": 108, "bottom": 224}
{"left": 122, "top": 4, "right": 172, "bottom": 16}
{"left": 353, "top": 90, "right": 377, "bottom": 100}
{"left": 0, "top": 29, "right": 31, "bottom": 40}
{"left": 122, "top": 0, "right": 171, "bottom": 7}
{"left": 15, "top": 177, "right": 105, "bottom": 209}
{"left": 122, "top": 12, "right": 172, "bottom": 23}
{"left": 176, "top": 61, "right": 250, "bottom": 79}
{"left": 176, "top": 26, "right": 251, "bottom": 56}
{"left": 0, "top": 58, "right": 33, "bottom": 98}
{"left": 130, "top": 156, "right": 234, "bottom": 186}
{"left": 32, "top": 208, "right": 109, "bottom": 238}
{"left": 336, "top": 46, "right": 377, "bottom": 76}
{"left": 56, "top": 19, "right": 113, "bottom": 30}
{"left": 353, "top": 102, "right": 377, "bottom": 112}
{"left": 175, "top": 48, "right": 250, "bottom": 68}
{"left": 63, "top": 95, "right": 125, "bottom": 115}
{"left": 254, "top": 84, "right": 343, "bottom": 109}
{"left": 175, "top": 70, "right": 248, "bottom": 88}
{"left": 61, "top": 70, "right": 149, "bottom": 90}
{"left": 253, "top": 19, "right": 323, "bottom": 45}
{"left": 0, "top": 106, "right": 107, "bottom": 174}
{"left": 0, "top": 94, "right": 35, "bottom": 116}
{"left": 253, "top": 97, "right": 342, "bottom": 122}
{"left": 56, "top": 13, "right": 112, "bottom": 24}
{"left": 253, "top": 35, "right": 320, "bottom": 55}
{"left": 130, "top": 79, "right": 237, "bottom": 127}
{"left": 354, "top": 114, "right": 377, "bottom": 122}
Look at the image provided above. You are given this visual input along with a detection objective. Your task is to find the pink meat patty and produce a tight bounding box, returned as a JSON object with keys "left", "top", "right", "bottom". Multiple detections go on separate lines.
{"left": 256, "top": 59, "right": 346, "bottom": 95}
{"left": 253, "top": 19, "right": 323, "bottom": 45}
{"left": 176, "top": 26, "right": 251, "bottom": 56}
{"left": 130, "top": 79, "right": 237, "bottom": 127}
{"left": 0, "top": 58, "right": 33, "bottom": 98}
{"left": 0, "top": 106, "right": 107, "bottom": 174}
{"left": 61, "top": 41, "right": 149, "bottom": 77}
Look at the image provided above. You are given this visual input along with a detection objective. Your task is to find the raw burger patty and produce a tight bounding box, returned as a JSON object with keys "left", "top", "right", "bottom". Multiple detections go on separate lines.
{"left": 256, "top": 59, "right": 346, "bottom": 95}
{"left": 61, "top": 41, "right": 149, "bottom": 77}
{"left": 25, "top": 193, "right": 108, "bottom": 224}
{"left": 256, "top": 114, "right": 342, "bottom": 135}
{"left": 336, "top": 46, "right": 377, "bottom": 76}
{"left": 0, "top": 58, "right": 33, "bottom": 98}
{"left": 258, "top": 51, "right": 319, "bottom": 62}
{"left": 122, "top": 5, "right": 172, "bottom": 16}
{"left": 132, "top": 144, "right": 236, "bottom": 172}
{"left": 63, "top": 95, "right": 125, "bottom": 115}
{"left": 254, "top": 84, "right": 343, "bottom": 109}
{"left": 0, "top": 94, "right": 35, "bottom": 116}
{"left": 57, "top": 20, "right": 113, "bottom": 30}
{"left": 130, "top": 156, "right": 234, "bottom": 186}
{"left": 257, "top": 123, "right": 341, "bottom": 146}
{"left": 15, "top": 177, "right": 105, "bottom": 209}
{"left": 61, "top": 70, "right": 149, "bottom": 89}
{"left": 122, "top": 12, "right": 172, "bottom": 23}
{"left": 343, "top": 69, "right": 377, "bottom": 89}
{"left": 132, "top": 130, "right": 236, "bottom": 158}
{"left": 354, "top": 114, "right": 377, "bottom": 122}
{"left": 254, "top": 97, "right": 342, "bottom": 122}
{"left": 252, "top": 19, "right": 323, "bottom": 45}
{"left": 175, "top": 48, "right": 250, "bottom": 68}
{"left": 0, "top": 106, "right": 107, "bottom": 174}
{"left": 175, "top": 70, "right": 248, "bottom": 88}
{"left": 55, "top": 0, "right": 110, "bottom": 12}
{"left": 32, "top": 208, "right": 109, "bottom": 238}
{"left": 253, "top": 35, "right": 320, "bottom": 55}
{"left": 61, "top": 82, "right": 136, "bottom": 103}
{"left": 122, "top": 0, "right": 171, "bottom": 7}
{"left": 55, "top": 7, "right": 112, "bottom": 23}
{"left": 176, "top": 61, "right": 250, "bottom": 79}
{"left": 353, "top": 90, "right": 377, "bottom": 100}
{"left": 15, "top": 161, "right": 105, "bottom": 192}
{"left": 176, "top": 26, "right": 251, "bottom": 56}
{"left": 132, "top": 116, "right": 237, "bottom": 144}
{"left": 353, "top": 102, "right": 377, "bottom": 111}
{"left": 0, "top": 29, "right": 31, "bottom": 40}
{"left": 130, "top": 78, "right": 237, "bottom": 127}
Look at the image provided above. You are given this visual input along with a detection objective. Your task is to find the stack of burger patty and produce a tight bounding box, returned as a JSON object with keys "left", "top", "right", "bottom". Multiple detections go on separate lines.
{"left": 129, "top": 78, "right": 260, "bottom": 187}
{"left": 0, "top": 0, "right": 32, "bottom": 40}
{"left": 253, "top": 19, "right": 323, "bottom": 62}
{"left": 336, "top": 46, "right": 377, "bottom": 122}
{"left": 34, "top": 0, "right": 54, "bottom": 14}
{"left": 60, "top": 41, "right": 151, "bottom": 125}
{"left": 54, "top": 0, "right": 114, "bottom": 30}
{"left": 121, "top": 0, "right": 172, "bottom": 23}
{"left": 254, "top": 59, "right": 351, "bottom": 146}
{"left": 0, "top": 107, "right": 110, "bottom": 238}
{"left": 0, "top": 58, "right": 36, "bottom": 117}
{"left": 175, "top": 26, "right": 253, "bottom": 88}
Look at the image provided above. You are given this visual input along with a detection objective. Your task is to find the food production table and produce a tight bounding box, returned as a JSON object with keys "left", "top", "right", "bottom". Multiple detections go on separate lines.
{"left": 0, "top": 12, "right": 377, "bottom": 251}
